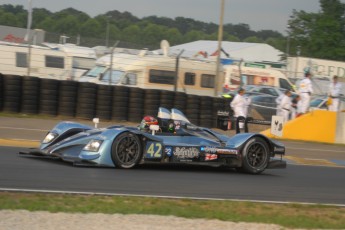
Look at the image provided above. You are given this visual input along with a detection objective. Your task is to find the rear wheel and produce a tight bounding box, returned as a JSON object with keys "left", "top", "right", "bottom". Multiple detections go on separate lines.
{"left": 111, "top": 132, "right": 142, "bottom": 169}
{"left": 240, "top": 137, "right": 269, "bottom": 174}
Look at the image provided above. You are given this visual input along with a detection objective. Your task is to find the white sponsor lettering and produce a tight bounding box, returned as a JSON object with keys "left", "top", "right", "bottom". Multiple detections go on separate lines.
{"left": 202, "top": 147, "right": 217, "bottom": 153}
{"left": 173, "top": 147, "right": 199, "bottom": 158}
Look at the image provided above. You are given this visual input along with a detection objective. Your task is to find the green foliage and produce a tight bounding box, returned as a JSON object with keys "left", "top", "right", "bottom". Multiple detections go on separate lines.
{"left": 1, "top": 192, "right": 345, "bottom": 229}
{"left": 2, "top": 1, "right": 345, "bottom": 62}
{"left": 287, "top": 0, "right": 345, "bottom": 61}
{"left": 243, "top": 36, "right": 263, "bottom": 43}
{"left": 0, "top": 3, "right": 280, "bottom": 49}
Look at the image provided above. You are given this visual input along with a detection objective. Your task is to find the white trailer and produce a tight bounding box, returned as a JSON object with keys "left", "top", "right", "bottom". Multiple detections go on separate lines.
{"left": 0, "top": 41, "right": 96, "bottom": 80}
{"left": 79, "top": 51, "right": 224, "bottom": 97}
{"left": 223, "top": 64, "right": 295, "bottom": 92}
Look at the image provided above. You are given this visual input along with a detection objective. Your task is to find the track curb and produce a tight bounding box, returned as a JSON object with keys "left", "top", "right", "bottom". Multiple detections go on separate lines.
{"left": 0, "top": 139, "right": 40, "bottom": 148}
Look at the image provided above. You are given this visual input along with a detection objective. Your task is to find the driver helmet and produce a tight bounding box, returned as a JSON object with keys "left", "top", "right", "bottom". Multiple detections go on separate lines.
{"left": 139, "top": 115, "right": 158, "bottom": 132}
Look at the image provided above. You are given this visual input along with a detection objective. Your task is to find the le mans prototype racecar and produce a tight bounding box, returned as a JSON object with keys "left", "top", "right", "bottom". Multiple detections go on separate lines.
{"left": 20, "top": 107, "right": 286, "bottom": 174}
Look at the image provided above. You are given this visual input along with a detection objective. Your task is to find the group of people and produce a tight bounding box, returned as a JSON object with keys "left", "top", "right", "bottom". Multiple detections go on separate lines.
{"left": 230, "top": 72, "right": 343, "bottom": 128}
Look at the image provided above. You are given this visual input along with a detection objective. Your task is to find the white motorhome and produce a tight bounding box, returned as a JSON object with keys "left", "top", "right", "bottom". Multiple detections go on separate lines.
{"left": 0, "top": 41, "right": 96, "bottom": 80}
{"left": 223, "top": 64, "right": 294, "bottom": 92}
{"left": 79, "top": 52, "right": 224, "bottom": 96}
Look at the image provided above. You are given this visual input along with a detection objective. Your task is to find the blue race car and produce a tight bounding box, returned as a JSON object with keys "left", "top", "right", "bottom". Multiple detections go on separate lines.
{"left": 20, "top": 107, "right": 286, "bottom": 174}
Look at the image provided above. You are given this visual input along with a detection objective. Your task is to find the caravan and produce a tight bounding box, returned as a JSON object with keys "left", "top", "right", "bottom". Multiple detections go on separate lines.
{"left": 0, "top": 41, "right": 96, "bottom": 80}
{"left": 223, "top": 64, "right": 294, "bottom": 92}
{"left": 79, "top": 51, "right": 224, "bottom": 97}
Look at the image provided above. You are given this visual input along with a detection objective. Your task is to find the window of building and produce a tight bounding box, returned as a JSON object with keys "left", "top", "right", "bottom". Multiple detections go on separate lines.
{"left": 16, "top": 52, "right": 27, "bottom": 68}
{"left": 184, "top": 72, "right": 195, "bottom": 85}
{"left": 45, "top": 55, "right": 64, "bottom": 68}
{"left": 201, "top": 74, "right": 215, "bottom": 88}
{"left": 149, "top": 69, "right": 175, "bottom": 84}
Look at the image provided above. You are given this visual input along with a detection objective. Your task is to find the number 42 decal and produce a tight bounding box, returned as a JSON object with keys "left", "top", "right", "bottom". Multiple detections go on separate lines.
{"left": 145, "top": 142, "right": 163, "bottom": 158}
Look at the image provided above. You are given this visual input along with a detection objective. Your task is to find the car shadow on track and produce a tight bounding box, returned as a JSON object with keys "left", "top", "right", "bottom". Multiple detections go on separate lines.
{"left": 17, "top": 153, "right": 282, "bottom": 177}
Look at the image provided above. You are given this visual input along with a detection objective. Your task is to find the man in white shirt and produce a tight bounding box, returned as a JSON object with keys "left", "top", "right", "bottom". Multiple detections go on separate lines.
{"left": 230, "top": 88, "right": 246, "bottom": 129}
{"left": 298, "top": 71, "right": 313, "bottom": 114}
{"left": 243, "top": 95, "right": 252, "bottom": 117}
{"left": 328, "top": 75, "right": 343, "bottom": 112}
{"left": 279, "top": 90, "right": 292, "bottom": 122}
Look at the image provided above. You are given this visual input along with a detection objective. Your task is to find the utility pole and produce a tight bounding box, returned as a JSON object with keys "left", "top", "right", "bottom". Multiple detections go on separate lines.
{"left": 214, "top": 0, "right": 225, "bottom": 96}
{"left": 26, "top": 0, "right": 33, "bottom": 77}
{"left": 106, "top": 17, "right": 110, "bottom": 47}
{"left": 174, "top": 49, "right": 184, "bottom": 92}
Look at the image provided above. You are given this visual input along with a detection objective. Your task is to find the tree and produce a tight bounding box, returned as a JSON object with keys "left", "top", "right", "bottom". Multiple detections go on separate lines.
{"left": 54, "top": 15, "right": 81, "bottom": 35}
{"left": 243, "top": 36, "right": 263, "bottom": 43}
{"left": 141, "top": 24, "right": 167, "bottom": 46}
{"left": 287, "top": 0, "right": 345, "bottom": 61}
{"left": 0, "top": 3, "right": 288, "bottom": 51}
{"left": 223, "top": 32, "right": 240, "bottom": 42}
{"left": 164, "top": 28, "right": 182, "bottom": 45}
{"left": 36, "top": 17, "right": 55, "bottom": 32}
{"left": 183, "top": 30, "right": 205, "bottom": 43}
{"left": 0, "top": 11, "right": 21, "bottom": 27}
{"left": 121, "top": 24, "right": 142, "bottom": 44}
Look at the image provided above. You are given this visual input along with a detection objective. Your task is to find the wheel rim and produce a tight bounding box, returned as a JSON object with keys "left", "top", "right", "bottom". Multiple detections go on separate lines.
{"left": 116, "top": 135, "right": 140, "bottom": 165}
{"left": 245, "top": 142, "right": 267, "bottom": 168}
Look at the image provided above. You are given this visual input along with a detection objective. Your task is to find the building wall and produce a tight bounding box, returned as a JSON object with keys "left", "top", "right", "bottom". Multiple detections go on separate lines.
{"left": 287, "top": 56, "right": 345, "bottom": 79}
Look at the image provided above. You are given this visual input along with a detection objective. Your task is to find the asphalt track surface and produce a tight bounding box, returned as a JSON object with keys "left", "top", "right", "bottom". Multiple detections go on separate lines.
{"left": 1, "top": 116, "right": 345, "bottom": 206}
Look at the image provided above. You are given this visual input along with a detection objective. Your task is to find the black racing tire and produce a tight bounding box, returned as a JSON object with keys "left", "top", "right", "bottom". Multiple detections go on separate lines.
{"left": 111, "top": 132, "right": 142, "bottom": 169}
{"left": 239, "top": 137, "right": 270, "bottom": 174}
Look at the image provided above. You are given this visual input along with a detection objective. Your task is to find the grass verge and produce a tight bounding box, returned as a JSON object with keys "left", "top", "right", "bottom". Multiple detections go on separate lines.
{"left": 1, "top": 192, "right": 345, "bottom": 229}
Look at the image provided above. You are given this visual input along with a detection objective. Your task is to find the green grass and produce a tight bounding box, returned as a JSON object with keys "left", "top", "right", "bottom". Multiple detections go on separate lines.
{"left": 1, "top": 192, "right": 345, "bottom": 229}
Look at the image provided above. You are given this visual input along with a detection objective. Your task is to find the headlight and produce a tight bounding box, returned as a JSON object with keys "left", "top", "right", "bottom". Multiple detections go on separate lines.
{"left": 42, "top": 132, "right": 58, "bottom": 144}
{"left": 83, "top": 140, "right": 103, "bottom": 152}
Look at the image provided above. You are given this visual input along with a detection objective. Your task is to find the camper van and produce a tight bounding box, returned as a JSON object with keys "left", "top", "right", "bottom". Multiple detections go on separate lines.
{"left": 79, "top": 52, "right": 224, "bottom": 97}
{"left": 223, "top": 64, "right": 294, "bottom": 92}
{"left": 0, "top": 41, "right": 96, "bottom": 80}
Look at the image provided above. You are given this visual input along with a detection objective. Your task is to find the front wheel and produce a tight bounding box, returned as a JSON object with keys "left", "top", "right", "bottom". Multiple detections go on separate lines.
{"left": 240, "top": 137, "right": 270, "bottom": 174}
{"left": 111, "top": 132, "right": 142, "bottom": 169}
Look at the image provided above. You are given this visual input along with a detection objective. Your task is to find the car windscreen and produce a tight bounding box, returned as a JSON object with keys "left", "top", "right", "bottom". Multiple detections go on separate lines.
{"left": 84, "top": 66, "right": 106, "bottom": 78}
{"left": 181, "top": 124, "right": 221, "bottom": 143}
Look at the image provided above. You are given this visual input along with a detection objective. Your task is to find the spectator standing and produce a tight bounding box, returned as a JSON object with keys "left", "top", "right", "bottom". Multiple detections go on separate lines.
{"left": 298, "top": 71, "right": 313, "bottom": 114}
{"left": 230, "top": 88, "right": 246, "bottom": 129}
{"left": 280, "top": 90, "right": 292, "bottom": 122}
{"left": 291, "top": 95, "right": 301, "bottom": 119}
{"left": 328, "top": 75, "right": 342, "bottom": 112}
{"left": 243, "top": 95, "right": 252, "bottom": 117}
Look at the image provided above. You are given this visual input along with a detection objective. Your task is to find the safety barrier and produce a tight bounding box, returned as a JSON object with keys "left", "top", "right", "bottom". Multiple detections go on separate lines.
{"left": 261, "top": 110, "right": 345, "bottom": 144}
{"left": 0, "top": 74, "right": 232, "bottom": 128}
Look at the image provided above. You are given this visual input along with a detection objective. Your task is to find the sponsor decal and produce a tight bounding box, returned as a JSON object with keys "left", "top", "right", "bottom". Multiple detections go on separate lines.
{"left": 205, "top": 153, "right": 217, "bottom": 161}
{"left": 200, "top": 146, "right": 217, "bottom": 153}
{"left": 216, "top": 149, "right": 238, "bottom": 155}
{"left": 3, "top": 34, "right": 25, "bottom": 43}
{"left": 173, "top": 147, "right": 199, "bottom": 159}
{"left": 165, "top": 146, "right": 173, "bottom": 157}
{"left": 201, "top": 146, "right": 238, "bottom": 155}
